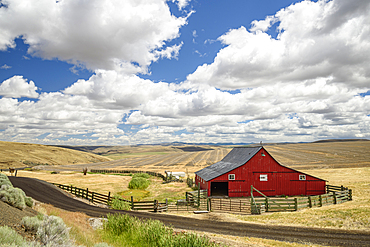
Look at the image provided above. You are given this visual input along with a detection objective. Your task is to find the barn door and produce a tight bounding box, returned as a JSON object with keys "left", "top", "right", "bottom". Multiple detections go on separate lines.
{"left": 210, "top": 182, "right": 228, "bottom": 197}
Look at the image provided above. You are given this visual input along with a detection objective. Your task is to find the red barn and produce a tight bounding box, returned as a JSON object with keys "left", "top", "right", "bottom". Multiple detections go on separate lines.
{"left": 195, "top": 147, "right": 326, "bottom": 197}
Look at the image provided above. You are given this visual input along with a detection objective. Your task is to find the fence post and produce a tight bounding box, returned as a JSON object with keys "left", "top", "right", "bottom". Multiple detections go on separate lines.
{"left": 154, "top": 200, "right": 158, "bottom": 212}
{"left": 319, "top": 195, "right": 322, "bottom": 207}
{"left": 131, "top": 196, "right": 134, "bottom": 210}
{"left": 207, "top": 198, "right": 209, "bottom": 211}
{"left": 198, "top": 182, "right": 200, "bottom": 208}
{"left": 91, "top": 192, "right": 95, "bottom": 204}
{"left": 349, "top": 189, "right": 352, "bottom": 201}
{"left": 294, "top": 198, "right": 298, "bottom": 211}
{"left": 86, "top": 188, "right": 89, "bottom": 200}
{"left": 265, "top": 197, "right": 269, "bottom": 212}
{"left": 308, "top": 196, "right": 312, "bottom": 208}
{"left": 341, "top": 185, "right": 344, "bottom": 191}
{"left": 108, "top": 192, "right": 111, "bottom": 203}
{"left": 333, "top": 191, "right": 337, "bottom": 204}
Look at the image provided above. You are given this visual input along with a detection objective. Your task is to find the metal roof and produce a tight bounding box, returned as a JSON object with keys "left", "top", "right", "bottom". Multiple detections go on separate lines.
{"left": 195, "top": 147, "right": 262, "bottom": 181}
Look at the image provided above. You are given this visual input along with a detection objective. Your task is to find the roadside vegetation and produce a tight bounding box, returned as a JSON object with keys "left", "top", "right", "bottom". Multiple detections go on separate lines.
{"left": 101, "top": 214, "right": 222, "bottom": 247}
{"left": 0, "top": 173, "right": 33, "bottom": 209}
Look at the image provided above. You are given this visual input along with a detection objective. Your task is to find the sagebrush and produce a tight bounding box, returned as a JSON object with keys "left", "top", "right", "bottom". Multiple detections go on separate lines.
{"left": 0, "top": 174, "right": 33, "bottom": 209}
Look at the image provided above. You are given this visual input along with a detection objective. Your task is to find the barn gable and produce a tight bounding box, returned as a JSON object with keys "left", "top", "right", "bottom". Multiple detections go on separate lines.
{"left": 195, "top": 146, "right": 326, "bottom": 197}
{"left": 195, "top": 147, "right": 261, "bottom": 181}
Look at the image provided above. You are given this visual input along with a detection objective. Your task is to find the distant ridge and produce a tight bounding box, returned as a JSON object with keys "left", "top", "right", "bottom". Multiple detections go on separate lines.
{"left": 313, "top": 139, "right": 369, "bottom": 143}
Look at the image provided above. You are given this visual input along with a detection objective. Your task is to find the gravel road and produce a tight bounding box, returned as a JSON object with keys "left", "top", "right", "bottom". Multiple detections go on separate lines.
{"left": 9, "top": 176, "right": 370, "bottom": 246}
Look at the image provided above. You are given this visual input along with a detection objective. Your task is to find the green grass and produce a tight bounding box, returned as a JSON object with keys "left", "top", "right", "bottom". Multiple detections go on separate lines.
{"left": 101, "top": 214, "right": 222, "bottom": 247}
{"left": 118, "top": 189, "right": 150, "bottom": 201}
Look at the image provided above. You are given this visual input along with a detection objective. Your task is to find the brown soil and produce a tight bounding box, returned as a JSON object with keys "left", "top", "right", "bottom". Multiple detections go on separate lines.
{"left": 0, "top": 200, "right": 38, "bottom": 241}
{"left": 8, "top": 176, "right": 370, "bottom": 246}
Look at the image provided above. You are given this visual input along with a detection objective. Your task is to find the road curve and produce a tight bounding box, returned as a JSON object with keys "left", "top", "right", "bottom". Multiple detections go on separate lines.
{"left": 9, "top": 176, "right": 370, "bottom": 247}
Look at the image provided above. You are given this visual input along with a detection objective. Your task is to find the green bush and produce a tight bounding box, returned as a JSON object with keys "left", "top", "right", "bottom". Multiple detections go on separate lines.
{"left": 93, "top": 243, "right": 113, "bottom": 247}
{"left": 0, "top": 225, "right": 40, "bottom": 247}
{"left": 132, "top": 173, "right": 150, "bottom": 179}
{"left": 128, "top": 177, "right": 150, "bottom": 190}
{"left": 22, "top": 215, "right": 73, "bottom": 246}
{"left": 0, "top": 173, "right": 12, "bottom": 187}
{"left": 110, "top": 197, "right": 131, "bottom": 211}
{"left": 102, "top": 214, "right": 221, "bottom": 247}
{"left": 0, "top": 174, "right": 33, "bottom": 209}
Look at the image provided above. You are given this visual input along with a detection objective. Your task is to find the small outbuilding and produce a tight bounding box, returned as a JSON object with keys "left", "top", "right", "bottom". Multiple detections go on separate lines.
{"left": 195, "top": 146, "right": 326, "bottom": 197}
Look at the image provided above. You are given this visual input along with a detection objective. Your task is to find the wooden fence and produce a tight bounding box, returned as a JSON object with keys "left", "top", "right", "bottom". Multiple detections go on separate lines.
{"left": 54, "top": 183, "right": 112, "bottom": 205}
{"left": 53, "top": 183, "right": 166, "bottom": 212}
{"left": 252, "top": 185, "right": 352, "bottom": 213}
{"left": 167, "top": 190, "right": 208, "bottom": 212}
{"left": 90, "top": 169, "right": 166, "bottom": 181}
{"left": 209, "top": 198, "right": 251, "bottom": 214}
{"left": 54, "top": 182, "right": 351, "bottom": 215}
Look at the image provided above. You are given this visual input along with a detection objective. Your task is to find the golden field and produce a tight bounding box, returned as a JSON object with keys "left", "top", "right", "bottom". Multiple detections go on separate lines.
{"left": 0, "top": 141, "right": 111, "bottom": 169}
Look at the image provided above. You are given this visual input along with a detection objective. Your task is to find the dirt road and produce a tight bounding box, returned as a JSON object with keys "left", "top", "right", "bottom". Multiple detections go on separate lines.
{"left": 9, "top": 176, "right": 370, "bottom": 246}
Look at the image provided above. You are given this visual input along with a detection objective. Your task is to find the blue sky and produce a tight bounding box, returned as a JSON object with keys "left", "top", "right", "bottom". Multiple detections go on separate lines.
{"left": 0, "top": 0, "right": 369, "bottom": 145}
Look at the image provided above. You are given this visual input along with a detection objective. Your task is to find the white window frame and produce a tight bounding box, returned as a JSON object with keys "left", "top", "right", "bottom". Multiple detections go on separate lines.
{"left": 299, "top": 174, "right": 306, "bottom": 181}
{"left": 228, "top": 174, "right": 235, "bottom": 180}
{"left": 260, "top": 174, "right": 268, "bottom": 181}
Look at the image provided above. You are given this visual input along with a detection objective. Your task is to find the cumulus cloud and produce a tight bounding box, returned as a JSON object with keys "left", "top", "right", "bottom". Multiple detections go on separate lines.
{"left": 0, "top": 0, "right": 188, "bottom": 72}
{"left": 1, "top": 0, "right": 370, "bottom": 145}
{"left": 187, "top": 0, "right": 370, "bottom": 89}
{"left": 63, "top": 70, "right": 172, "bottom": 109}
{"left": 0, "top": 75, "right": 39, "bottom": 98}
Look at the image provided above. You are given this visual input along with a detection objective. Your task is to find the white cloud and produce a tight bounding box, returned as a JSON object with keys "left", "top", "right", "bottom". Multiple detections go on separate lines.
{"left": 250, "top": 15, "right": 277, "bottom": 32}
{"left": 0, "top": 0, "right": 188, "bottom": 72}
{"left": 0, "top": 75, "right": 39, "bottom": 98}
{"left": 1, "top": 0, "right": 370, "bottom": 145}
{"left": 1, "top": 64, "right": 11, "bottom": 69}
{"left": 187, "top": 0, "right": 370, "bottom": 90}
{"left": 172, "top": 0, "right": 191, "bottom": 10}
{"left": 63, "top": 70, "right": 172, "bottom": 109}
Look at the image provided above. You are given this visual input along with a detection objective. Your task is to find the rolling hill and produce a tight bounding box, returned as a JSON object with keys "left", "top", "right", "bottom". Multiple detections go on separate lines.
{"left": 0, "top": 141, "right": 111, "bottom": 169}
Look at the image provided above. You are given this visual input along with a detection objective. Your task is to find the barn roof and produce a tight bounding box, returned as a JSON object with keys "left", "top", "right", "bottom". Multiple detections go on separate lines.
{"left": 196, "top": 146, "right": 326, "bottom": 182}
{"left": 195, "top": 147, "right": 262, "bottom": 181}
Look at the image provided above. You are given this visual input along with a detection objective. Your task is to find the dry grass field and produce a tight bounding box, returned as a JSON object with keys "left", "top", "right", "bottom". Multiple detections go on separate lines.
{"left": 2, "top": 140, "right": 370, "bottom": 246}
{"left": 0, "top": 141, "right": 111, "bottom": 169}
{"left": 264, "top": 140, "right": 370, "bottom": 169}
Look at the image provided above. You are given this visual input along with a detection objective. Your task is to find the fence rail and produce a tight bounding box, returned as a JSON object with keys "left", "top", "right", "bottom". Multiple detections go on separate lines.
{"left": 53, "top": 182, "right": 351, "bottom": 215}
{"left": 54, "top": 183, "right": 112, "bottom": 204}
{"left": 209, "top": 198, "right": 250, "bottom": 214}
{"left": 90, "top": 169, "right": 166, "bottom": 181}
{"left": 251, "top": 186, "right": 352, "bottom": 214}
{"left": 53, "top": 183, "right": 162, "bottom": 212}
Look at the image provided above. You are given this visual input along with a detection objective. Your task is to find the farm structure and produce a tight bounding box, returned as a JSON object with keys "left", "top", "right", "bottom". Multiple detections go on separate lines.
{"left": 195, "top": 147, "right": 326, "bottom": 198}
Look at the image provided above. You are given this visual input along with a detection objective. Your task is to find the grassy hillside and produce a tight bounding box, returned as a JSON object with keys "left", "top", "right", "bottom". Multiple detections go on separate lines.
{"left": 0, "top": 141, "right": 111, "bottom": 169}
{"left": 264, "top": 140, "right": 370, "bottom": 169}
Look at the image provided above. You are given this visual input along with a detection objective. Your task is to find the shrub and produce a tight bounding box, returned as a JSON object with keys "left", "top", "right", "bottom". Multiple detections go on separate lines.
{"left": 0, "top": 225, "right": 40, "bottom": 247}
{"left": 102, "top": 214, "right": 221, "bottom": 247}
{"left": 0, "top": 173, "right": 12, "bottom": 187}
{"left": 0, "top": 174, "right": 33, "bottom": 209}
{"left": 23, "top": 215, "right": 73, "bottom": 247}
{"left": 110, "top": 197, "right": 131, "bottom": 211}
{"left": 132, "top": 173, "right": 150, "bottom": 179}
{"left": 93, "top": 243, "right": 113, "bottom": 247}
{"left": 0, "top": 185, "right": 26, "bottom": 209}
{"left": 128, "top": 177, "right": 150, "bottom": 190}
